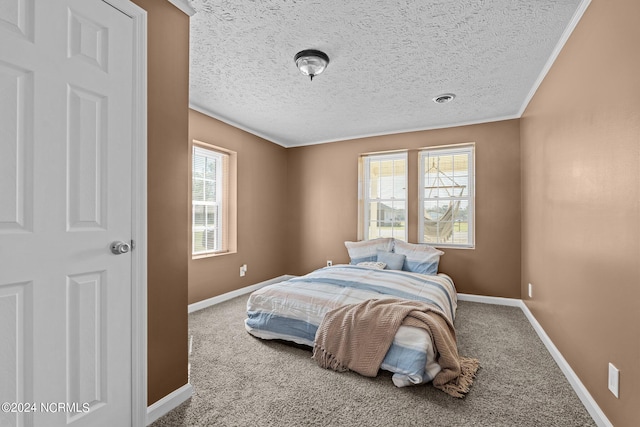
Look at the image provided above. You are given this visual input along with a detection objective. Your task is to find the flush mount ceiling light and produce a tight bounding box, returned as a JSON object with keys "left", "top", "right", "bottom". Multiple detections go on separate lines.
{"left": 433, "top": 93, "right": 456, "bottom": 104}
{"left": 294, "top": 49, "right": 330, "bottom": 81}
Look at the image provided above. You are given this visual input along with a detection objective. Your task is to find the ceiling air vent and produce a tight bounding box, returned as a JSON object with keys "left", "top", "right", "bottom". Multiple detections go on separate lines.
{"left": 432, "top": 93, "right": 456, "bottom": 104}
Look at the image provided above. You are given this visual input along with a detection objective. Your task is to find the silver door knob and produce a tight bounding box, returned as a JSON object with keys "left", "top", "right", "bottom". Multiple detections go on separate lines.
{"left": 110, "top": 241, "right": 131, "bottom": 255}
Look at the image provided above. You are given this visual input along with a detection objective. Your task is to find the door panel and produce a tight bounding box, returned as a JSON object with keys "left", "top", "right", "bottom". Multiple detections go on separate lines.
{"left": 0, "top": 281, "right": 33, "bottom": 427}
{"left": 66, "top": 84, "right": 108, "bottom": 231}
{"left": 0, "top": 61, "right": 33, "bottom": 233}
{"left": 66, "top": 271, "right": 107, "bottom": 418}
{"left": 0, "top": 0, "right": 34, "bottom": 41}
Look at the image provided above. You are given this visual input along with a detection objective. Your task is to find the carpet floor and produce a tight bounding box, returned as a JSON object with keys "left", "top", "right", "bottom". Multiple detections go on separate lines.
{"left": 151, "top": 296, "right": 595, "bottom": 427}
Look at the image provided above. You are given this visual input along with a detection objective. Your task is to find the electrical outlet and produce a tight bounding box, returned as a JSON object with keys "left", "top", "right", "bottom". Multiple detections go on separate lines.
{"left": 608, "top": 363, "right": 619, "bottom": 398}
{"left": 327, "top": 260, "right": 333, "bottom": 267}
{"left": 240, "top": 264, "right": 247, "bottom": 277}
{"left": 528, "top": 283, "right": 532, "bottom": 298}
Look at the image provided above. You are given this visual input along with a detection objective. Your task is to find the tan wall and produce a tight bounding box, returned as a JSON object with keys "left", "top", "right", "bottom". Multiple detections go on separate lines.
{"left": 188, "top": 110, "right": 289, "bottom": 304}
{"left": 137, "top": 1, "right": 640, "bottom": 423}
{"left": 520, "top": 0, "right": 640, "bottom": 425}
{"left": 287, "top": 120, "right": 521, "bottom": 298}
{"left": 130, "top": 0, "right": 190, "bottom": 406}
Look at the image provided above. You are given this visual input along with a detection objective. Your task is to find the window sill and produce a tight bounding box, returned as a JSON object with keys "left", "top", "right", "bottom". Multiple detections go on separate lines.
{"left": 192, "top": 250, "right": 237, "bottom": 260}
{"left": 431, "top": 244, "right": 475, "bottom": 250}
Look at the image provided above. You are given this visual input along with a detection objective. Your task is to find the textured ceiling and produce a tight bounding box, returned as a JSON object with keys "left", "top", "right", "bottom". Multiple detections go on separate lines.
{"left": 189, "top": 0, "right": 589, "bottom": 147}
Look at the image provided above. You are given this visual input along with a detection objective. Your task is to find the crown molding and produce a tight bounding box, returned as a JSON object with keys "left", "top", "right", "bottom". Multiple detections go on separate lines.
{"left": 518, "top": 0, "right": 592, "bottom": 116}
{"left": 167, "top": 0, "right": 196, "bottom": 16}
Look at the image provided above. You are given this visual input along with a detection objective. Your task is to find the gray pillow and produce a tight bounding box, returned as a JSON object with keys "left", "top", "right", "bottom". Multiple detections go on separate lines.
{"left": 376, "top": 250, "right": 406, "bottom": 270}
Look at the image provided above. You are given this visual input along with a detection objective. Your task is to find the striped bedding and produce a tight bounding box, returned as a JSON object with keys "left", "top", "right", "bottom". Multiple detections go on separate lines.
{"left": 245, "top": 264, "right": 457, "bottom": 387}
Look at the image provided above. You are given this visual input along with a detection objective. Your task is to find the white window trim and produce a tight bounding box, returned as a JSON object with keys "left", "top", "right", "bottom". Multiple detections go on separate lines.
{"left": 192, "top": 146, "right": 226, "bottom": 256}
{"left": 361, "top": 152, "right": 408, "bottom": 241}
{"left": 418, "top": 144, "right": 475, "bottom": 249}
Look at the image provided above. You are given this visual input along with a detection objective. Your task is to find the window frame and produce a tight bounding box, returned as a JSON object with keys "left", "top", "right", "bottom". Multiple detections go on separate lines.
{"left": 418, "top": 144, "right": 475, "bottom": 249}
{"left": 359, "top": 151, "right": 408, "bottom": 242}
{"left": 192, "top": 144, "right": 229, "bottom": 257}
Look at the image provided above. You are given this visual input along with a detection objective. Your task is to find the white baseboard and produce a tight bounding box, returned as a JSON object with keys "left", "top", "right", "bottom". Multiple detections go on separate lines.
{"left": 457, "top": 293, "right": 522, "bottom": 307}
{"left": 458, "top": 293, "right": 612, "bottom": 427}
{"left": 188, "top": 275, "right": 296, "bottom": 313}
{"left": 519, "top": 303, "right": 613, "bottom": 427}
{"left": 146, "top": 382, "right": 193, "bottom": 425}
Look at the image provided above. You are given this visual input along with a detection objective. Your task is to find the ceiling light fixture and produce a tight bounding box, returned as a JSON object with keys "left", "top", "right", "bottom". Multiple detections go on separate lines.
{"left": 433, "top": 93, "right": 456, "bottom": 104}
{"left": 294, "top": 49, "right": 330, "bottom": 81}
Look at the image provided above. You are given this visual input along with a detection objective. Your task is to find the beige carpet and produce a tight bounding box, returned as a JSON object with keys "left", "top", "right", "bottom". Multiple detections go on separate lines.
{"left": 152, "top": 297, "right": 595, "bottom": 427}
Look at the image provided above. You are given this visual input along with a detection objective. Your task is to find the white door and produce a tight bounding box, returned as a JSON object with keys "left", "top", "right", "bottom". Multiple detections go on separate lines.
{"left": 0, "top": 0, "right": 142, "bottom": 426}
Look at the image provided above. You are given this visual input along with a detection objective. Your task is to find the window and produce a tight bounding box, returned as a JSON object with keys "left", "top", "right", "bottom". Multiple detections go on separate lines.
{"left": 360, "top": 152, "right": 407, "bottom": 241}
{"left": 192, "top": 145, "right": 230, "bottom": 256}
{"left": 419, "top": 144, "right": 474, "bottom": 247}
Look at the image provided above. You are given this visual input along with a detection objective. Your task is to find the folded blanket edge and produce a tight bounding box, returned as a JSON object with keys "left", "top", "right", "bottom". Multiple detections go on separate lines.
{"left": 433, "top": 356, "right": 481, "bottom": 398}
{"left": 312, "top": 345, "right": 350, "bottom": 373}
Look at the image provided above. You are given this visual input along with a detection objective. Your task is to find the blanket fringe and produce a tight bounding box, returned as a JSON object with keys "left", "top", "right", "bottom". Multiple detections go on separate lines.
{"left": 312, "top": 345, "right": 349, "bottom": 373}
{"left": 434, "top": 357, "right": 481, "bottom": 398}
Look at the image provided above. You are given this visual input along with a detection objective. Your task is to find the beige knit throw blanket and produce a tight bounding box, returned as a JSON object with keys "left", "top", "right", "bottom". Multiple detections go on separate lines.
{"left": 312, "top": 298, "right": 480, "bottom": 398}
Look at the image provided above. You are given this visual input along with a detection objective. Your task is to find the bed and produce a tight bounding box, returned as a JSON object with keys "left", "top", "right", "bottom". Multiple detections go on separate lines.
{"left": 245, "top": 259, "right": 458, "bottom": 388}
